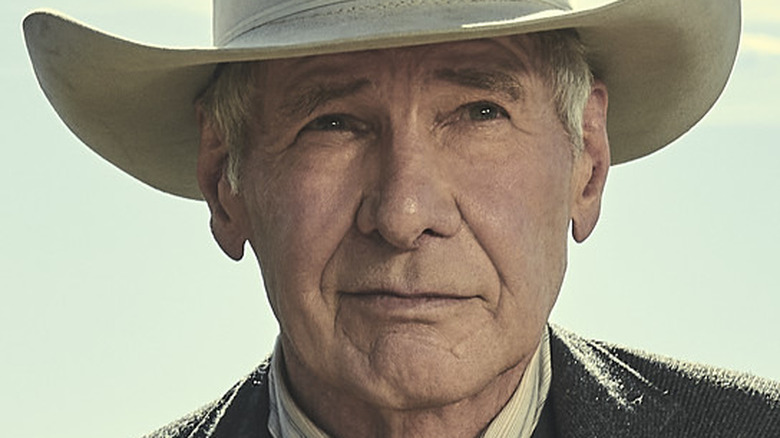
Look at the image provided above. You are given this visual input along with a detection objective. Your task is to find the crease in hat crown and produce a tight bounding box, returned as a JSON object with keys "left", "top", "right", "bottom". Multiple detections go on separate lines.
{"left": 215, "top": 0, "right": 575, "bottom": 47}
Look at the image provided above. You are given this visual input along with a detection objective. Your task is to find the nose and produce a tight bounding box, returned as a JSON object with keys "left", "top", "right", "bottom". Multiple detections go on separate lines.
{"left": 356, "top": 127, "right": 461, "bottom": 249}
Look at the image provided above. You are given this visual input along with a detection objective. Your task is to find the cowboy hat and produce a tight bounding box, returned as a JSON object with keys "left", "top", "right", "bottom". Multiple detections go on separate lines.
{"left": 23, "top": 0, "right": 741, "bottom": 200}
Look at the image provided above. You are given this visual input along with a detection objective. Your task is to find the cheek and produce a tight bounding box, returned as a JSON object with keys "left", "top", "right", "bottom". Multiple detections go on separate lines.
{"left": 452, "top": 145, "right": 573, "bottom": 316}
{"left": 241, "top": 148, "right": 364, "bottom": 337}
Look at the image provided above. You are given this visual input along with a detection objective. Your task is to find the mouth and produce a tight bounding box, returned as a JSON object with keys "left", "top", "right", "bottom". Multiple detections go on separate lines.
{"left": 340, "top": 289, "right": 479, "bottom": 318}
{"left": 357, "top": 290, "right": 473, "bottom": 300}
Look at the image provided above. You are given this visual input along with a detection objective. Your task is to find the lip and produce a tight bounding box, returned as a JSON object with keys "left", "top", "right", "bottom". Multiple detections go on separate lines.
{"left": 340, "top": 289, "right": 479, "bottom": 318}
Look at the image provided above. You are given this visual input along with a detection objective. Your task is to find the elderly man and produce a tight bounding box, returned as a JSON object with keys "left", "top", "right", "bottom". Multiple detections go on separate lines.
{"left": 24, "top": 0, "right": 780, "bottom": 437}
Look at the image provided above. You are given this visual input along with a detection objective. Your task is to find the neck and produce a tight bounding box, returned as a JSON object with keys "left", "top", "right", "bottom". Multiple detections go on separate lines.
{"left": 283, "top": 354, "right": 529, "bottom": 438}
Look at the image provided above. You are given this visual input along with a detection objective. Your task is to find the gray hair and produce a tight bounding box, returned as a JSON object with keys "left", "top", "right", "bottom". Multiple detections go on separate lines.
{"left": 197, "top": 29, "right": 594, "bottom": 192}
{"left": 197, "top": 62, "right": 259, "bottom": 191}
{"left": 529, "top": 29, "right": 594, "bottom": 153}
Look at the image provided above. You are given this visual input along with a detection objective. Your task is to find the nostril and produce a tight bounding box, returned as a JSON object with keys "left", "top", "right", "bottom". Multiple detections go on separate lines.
{"left": 408, "top": 228, "right": 446, "bottom": 247}
{"left": 422, "top": 228, "right": 443, "bottom": 238}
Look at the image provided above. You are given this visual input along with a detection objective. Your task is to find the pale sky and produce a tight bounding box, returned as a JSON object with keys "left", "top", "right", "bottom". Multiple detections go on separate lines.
{"left": 2, "top": 1, "right": 779, "bottom": 437}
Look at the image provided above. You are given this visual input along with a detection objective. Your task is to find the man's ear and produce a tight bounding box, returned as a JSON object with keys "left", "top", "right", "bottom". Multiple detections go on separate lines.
{"left": 571, "top": 80, "right": 610, "bottom": 243}
{"left": 196, "top": 103, "right": 248, "bottom": 260}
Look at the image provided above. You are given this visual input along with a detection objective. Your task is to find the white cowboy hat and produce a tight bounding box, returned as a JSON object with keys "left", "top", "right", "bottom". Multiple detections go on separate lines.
{"left": 24, "top": 0, "right": 741, "bottom": 200}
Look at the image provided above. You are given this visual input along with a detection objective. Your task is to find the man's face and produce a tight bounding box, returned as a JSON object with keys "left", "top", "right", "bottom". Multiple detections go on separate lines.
{"left": 207, "top": 36, "right": 607, "bottom": 409}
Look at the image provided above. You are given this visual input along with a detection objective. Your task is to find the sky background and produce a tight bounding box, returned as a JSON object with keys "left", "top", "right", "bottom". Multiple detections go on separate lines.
{"left": 1, "top": 1, "right": 778, "bottom": 437}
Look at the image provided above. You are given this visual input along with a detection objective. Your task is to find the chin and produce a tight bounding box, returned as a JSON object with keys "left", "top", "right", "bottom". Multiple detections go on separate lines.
{"left": 345, "top": 329, "right": 523, "bottom": 410}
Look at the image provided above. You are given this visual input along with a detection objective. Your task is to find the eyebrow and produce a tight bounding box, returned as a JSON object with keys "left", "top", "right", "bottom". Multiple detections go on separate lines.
{"left": 280, "top": 78, "right": 371, "bottom": 120}
{"left": 433, "top": 67, "right": 525, "bottom": 101}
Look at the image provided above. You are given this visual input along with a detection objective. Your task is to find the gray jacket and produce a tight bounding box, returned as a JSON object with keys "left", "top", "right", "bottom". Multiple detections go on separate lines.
{"left": 143, "top": 325, "right": 780, "bottom": 437}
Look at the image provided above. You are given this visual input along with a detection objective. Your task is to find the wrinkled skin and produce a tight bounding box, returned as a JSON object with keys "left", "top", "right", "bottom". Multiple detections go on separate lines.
{"left": 197, "top": 35, "right": 610, "bottom": 438}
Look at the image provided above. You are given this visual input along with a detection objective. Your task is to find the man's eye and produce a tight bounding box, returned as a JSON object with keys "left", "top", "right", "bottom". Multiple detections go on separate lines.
{"left": 303, "top": 114, "right": 361, "bottom": 132}
{"left": 465, "top": 102, "right": 509, "bottom": 122}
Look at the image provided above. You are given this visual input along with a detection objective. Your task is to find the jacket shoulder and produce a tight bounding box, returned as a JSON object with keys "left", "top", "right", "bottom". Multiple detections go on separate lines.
{"left": 604, "top": 338, "right": 780, "bottom": 431}
{"left": 141, "top": 359, "right": 271, "bottom": 438}
{"left": 140, "top": 399, "right": 222, "bottom": 438}
{"left": 548, "top": 325, "right": 780, "bottom": 437}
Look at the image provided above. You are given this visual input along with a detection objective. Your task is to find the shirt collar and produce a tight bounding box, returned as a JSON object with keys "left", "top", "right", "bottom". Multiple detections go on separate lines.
{"left": 480, "top": 327, "right": 551, "bottom": 438}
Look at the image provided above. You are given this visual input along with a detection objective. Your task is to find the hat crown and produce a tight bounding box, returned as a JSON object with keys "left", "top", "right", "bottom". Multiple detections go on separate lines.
{"left": 212, "top": 0, "right": 574, "bottom": 46}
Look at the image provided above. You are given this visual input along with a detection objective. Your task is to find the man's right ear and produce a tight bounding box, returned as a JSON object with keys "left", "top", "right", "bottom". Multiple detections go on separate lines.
{"left": 195, "top": 104, "right": 248, "bottom": 261}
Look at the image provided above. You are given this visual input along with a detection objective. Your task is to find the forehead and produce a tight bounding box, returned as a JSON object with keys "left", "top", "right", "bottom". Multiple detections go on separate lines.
{"left": 259, "top": 35, "right": 541, "bottom": 88}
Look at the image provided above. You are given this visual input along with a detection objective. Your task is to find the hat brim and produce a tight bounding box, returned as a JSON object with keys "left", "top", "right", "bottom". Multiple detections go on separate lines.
{"left": 24, "top": 0, "right": 740, "bottom": 200}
